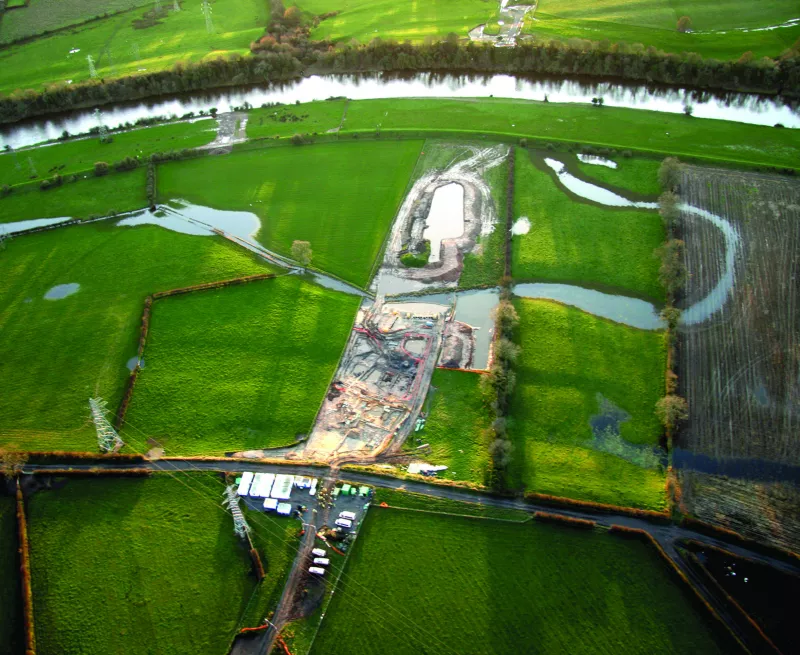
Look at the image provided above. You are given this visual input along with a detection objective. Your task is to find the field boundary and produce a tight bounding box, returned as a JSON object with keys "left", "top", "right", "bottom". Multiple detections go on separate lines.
{"left": 608, "top": 524, "right": 750, "bottom": 654}
{"left": 680, "top": 517, "right": 800, "bottom": 565}
{"left": 15, "top": 479, "right": 36, "bottom": 655}
{"left": 114, "top": 272, "right": 278, "bottom": 430}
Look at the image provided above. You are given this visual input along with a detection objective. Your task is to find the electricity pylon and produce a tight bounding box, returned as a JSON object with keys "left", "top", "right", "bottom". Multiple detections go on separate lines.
{"left": 88, "top": 397, "right": 124, "bottom": 453}
{"left": 223, "top": 485, "right": 250, "bottom": 539}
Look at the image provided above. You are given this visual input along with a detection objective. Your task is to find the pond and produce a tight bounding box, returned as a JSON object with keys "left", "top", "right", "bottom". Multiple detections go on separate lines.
{"left": 423, "top": 183, "right": 465, "bottom": 264}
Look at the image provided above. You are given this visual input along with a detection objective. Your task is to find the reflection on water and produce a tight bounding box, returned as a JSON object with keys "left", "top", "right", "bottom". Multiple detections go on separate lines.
{"left": 577, "top": 154, "right": 617, "bottom": 169}
{"left": 514, "top": 282, "right": 664, "bottom": 330}
{"left": 423, "top": 183, "right": 465, "bottom": 264}
{"left": 117, "top": 201, "right": 261, "bottom": 241}
{"left": 2, "top": 217, "right": 71, "bottom": 233}
{"left": 3, "top": 72, "right": 798, "bottom": 149}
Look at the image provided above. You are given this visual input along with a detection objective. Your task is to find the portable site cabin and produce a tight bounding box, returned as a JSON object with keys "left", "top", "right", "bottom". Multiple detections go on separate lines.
{"left": 339, "top": 511, "right": 356, "bottom": 521}
{"left": 309, "top": 479, "right": 318, "bottom": 496}
{"left": 277, "top": 502, "right": 292, "bottom": 516}
{"left": 312, "top": 548, "right": 327, "bottom": 558}
{"left": 263, "top": 498, "right": 278, "bottom": 511}
{"left": 313, "top": 557, "right": 330, "bottom": 566}
{"left": 271, "top": 474, "right": 294, "bottom": 500}
{"left": 309, "top": 567, "right": 326, "bottom": 576}
{"left": 335, "top": 518, "right": 353, "bottom": 529}
{"left": 237, "top": 472, "right": 254, "bottom": 496}
{"left": 251, "top": 473, "right": 275, "bottom": 498}
{"left": 358, "top": 486, "right": 370, "bottom": 497}
{"left": 249, "top": 473, "right": 265, "bottom": 497}
{"left": 340, "top": 484, "right": 351, "bottom": 494}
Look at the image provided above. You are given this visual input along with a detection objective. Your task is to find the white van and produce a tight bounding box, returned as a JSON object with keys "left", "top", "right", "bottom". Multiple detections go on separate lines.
{"left": 312, "top": 548, "right": 327, "bottom": 558}
{"left": 339, "top": 511, "right": 356, "bottom": 521}
{"left": 335, "top": 518, "right": 353, "bottom": 529}
{"left": 308, "top": 567, "right": 326, "bottom": 576}
{"left": 313, "top": 557, "right": 330, "bottom": 566}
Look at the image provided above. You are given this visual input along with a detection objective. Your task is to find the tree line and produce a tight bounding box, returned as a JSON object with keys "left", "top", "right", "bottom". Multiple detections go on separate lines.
{"left": 1, "top": 28, "right": 798, "bottom": 124}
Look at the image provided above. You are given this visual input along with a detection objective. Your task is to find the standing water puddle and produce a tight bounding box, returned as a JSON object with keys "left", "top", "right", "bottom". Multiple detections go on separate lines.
{"left": 126, "top": 356, "right": 145, "bottom": 371}
{"left": 44, "top": 283, "right": 80, "bottom": 300}
{"left": 544, "top": 158, "right": 658, "bottom": 209}
{"left": 577, "top": 155, "right": 617, "bottom": 169}
{"left": 511, "top": 217, "right": 530, "bottom": 234}
{"left": 2, "top": 217, "right": 71, "bottom": 234}
{"left": 423, "top": 183, "right": 465, "bottom": 264}
{"left": 514, "top": 283, "right": 664, "bottom": 330}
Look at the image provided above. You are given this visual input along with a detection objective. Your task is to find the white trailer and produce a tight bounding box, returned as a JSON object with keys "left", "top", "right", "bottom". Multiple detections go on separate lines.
{"left": 237, "top": 472, "right": 254, "bottom": 496}
{"left": 339, "top": 511, "right": 356, "bottom": 521}
{"left": 313, "top": 557, "right": 330, "bottom": 566}
{"left": 271, "top": 474, "right": 294, "bottom": 500}
{"left": 335, "top": 518, "right": 353, "bottom": 529}
{"left": 308, "top": 567, "right": 326, "bottom": 576}
{"left": 263, "top": 498, "right": 278, "bottom": 511}
{"left": 312, "top": 548, "right": 327, "bottom": 558}
{"left": 249, "top": 473, "right": 266, "bottom": 498}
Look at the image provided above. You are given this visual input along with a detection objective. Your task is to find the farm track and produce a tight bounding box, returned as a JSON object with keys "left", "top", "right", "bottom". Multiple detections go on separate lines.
{"left": 23, "top": 458, "right": 800, "bottom": 655}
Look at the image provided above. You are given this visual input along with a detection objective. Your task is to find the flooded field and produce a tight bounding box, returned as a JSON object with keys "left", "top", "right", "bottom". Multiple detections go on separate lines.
{"left": 678, "top": 167, "right": 800, "bottom": 464}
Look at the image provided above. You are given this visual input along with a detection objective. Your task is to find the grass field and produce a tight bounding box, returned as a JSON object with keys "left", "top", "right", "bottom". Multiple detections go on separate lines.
{"left": 412, "top": 369, "right": 492, "bottom": 485}
{"left": 0, "top": 0, "right": 268, "bottom": 94}
{"left": 513, "top": 150, "right": 664, "bottom": 301}
{"left": 0, "top": 120, "right": 215, "bottom": 188}
{"left": 0, "top": 493, "right": 23, "bottom": 655}
{"left": 574, "top": 155, "right": 662, "bottom": 196}
{"left": 310, "top": 508, "right": 732, "bottom": 654}
{"left": 0, "top": 0, "right": 151, "bottom": 43}
{"left": 157, "top": 140, "right": 422, "bottom": 287}
{"left": 122, "top": 276, "right": 359, "bottom": 454}
{"left": 302, "top": 0, "right": 499, "bottom": 42}
{"left": 0, "top": 168, "right": 146, "bottom": 223}
{"left": 0, "top": 223, "right": 274, "bottom": 452}
{"left": 27, "top": 474, "right": 298, "bottom": 655}
{"left": 526, "top": 0, "right": 800, "bottom": 59}
{"left": 246, "top": 99, "right": 348, "bottom": 140}
{"left": 508, "top": 299, "right": 667, "bottom": 510}
{"left": 341, "top": 98, "right": 800, "bottom": 170}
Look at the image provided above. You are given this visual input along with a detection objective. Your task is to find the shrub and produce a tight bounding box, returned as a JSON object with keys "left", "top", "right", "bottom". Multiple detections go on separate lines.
{"left": 658, "top": 157, "right": 682, "bottom": 191}
{"left": 114, "top": 157, "right": 139, "bottom": 172}
{"left": 658, "top": 191, "right": 680, "bottom": 228}
{"left": 677, "top": 15, "right": 692, "bottom": 32}
{"left": 94, "top": 161, "right": 109, "bottom": 177}
{"left": 400, "top": 241, "right": 430, "bottom": 268}
{"left": 655, "top": 394, "right": 689, "bottom": 428}
{"left": 655, "top": 239, "right": 687, "bottom": 298}
{"left": 0, "top": 184, "right": 10, "bottom": 197}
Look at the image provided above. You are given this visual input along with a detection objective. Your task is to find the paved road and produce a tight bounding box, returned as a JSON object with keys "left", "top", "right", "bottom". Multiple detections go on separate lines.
{"left": 26, "top": 459, "right": 798, "bottom": 654}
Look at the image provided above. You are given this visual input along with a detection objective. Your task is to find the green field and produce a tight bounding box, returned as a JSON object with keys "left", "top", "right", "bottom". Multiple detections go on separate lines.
{"left": 303, "top": 0, "right": 499, "bottom": 42}
{"left": 246, "top": 99, "right": 348, "bottom": 140}
{"left": 574, "top": 155, "right": 662, "bottom": 196}
{"left": 157, "top": 140, "right": 422, "bottom": 287}
{"left": 0, "top": 0, "right": 151, "bottom": 43}
{"left": 526, "top": 0, "right": 800, "bottom": 59}
{"left": 508, "top": 299, "right": 667, "bottom": 510}
{"left": 340, "top": 98, "right": 800, "bottom": 170}
{"left": 122, "top": 276, "right": 359, "bottom": 454}
{"left": 0, "top": 0, "right": 268, "bottom": 94}
{"left": 513, "top": 150, "right": 664, "bottom": 301}
{"left": 0, "top": 493, "right": 23, "bottom": 655}
{"left": 0, "top": 223, "right": 274, "bottom": 452}
{"left": 310, "top": 508, "right": 731, "bottom": 654}
{"left": 0, "top": 168, "right": 146, "bottom": 222}
{"left": 413, "top": 369, "right": 492, "bottom": 485}
{"left": 0, "top": 120, "right": 216, "bottom": 188}
{"left": 27, "top": 474, "right": 298, "bottom": 655}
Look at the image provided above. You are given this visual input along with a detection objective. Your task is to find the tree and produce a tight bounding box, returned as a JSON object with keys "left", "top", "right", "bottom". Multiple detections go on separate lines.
{"left": 94, "top": 161, "right": 109, "bottom": 177}
{"left": 656, "top": 395, "right": 688, "bottom": 428}
{"left": 492, "top": 300, "right": 519, "bottom": 335}
{"left": 0, "top": 449, "right": 28, "bottom": 478}
{"left": 677, "top": 16, "right": 692, "bottom": 32}
{"left": 658, "top": 190, "right": 680, "bottom": 228}
{"left": 659, "top": 306, "right": 682, "bottom": 330}
{"left": 683, "top": 102, "right": 693, "bottom": 116}
{"left": 494, "top": 338, "right": 520, "bottom": 364}
{"left": 655, "top": 239, "right": 687, "bottom": 298}
{"left": 658, "top": 157, "right": 682, "bottom": 191}
{"left": 283, "top": 6, "right": 301, "bottom": 26}
{"left": 291, "top": 240, "right": 312, "bottom": 267}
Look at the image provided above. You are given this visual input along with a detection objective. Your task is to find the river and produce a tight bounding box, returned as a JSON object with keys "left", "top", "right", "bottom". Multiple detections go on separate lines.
{"left": 1, "top": 72, "right": 798, "bottom": 149}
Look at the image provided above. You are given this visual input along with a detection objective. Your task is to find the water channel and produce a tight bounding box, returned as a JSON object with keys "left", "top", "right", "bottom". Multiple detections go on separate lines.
{"left": 2, "top": 72, "right": 798, "bottom": 149}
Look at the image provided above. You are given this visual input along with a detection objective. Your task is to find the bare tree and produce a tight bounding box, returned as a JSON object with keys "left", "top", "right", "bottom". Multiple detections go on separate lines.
{"left": 0, "top": 449, "right": 28, "bottom": 478}
{"left": 656, "top": 395, "right": 689, "bottom": 428}
{"left": 658, "top": 157, "right": 683, "bottom": 192}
